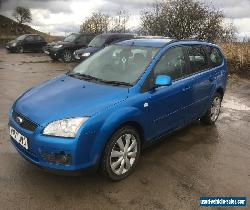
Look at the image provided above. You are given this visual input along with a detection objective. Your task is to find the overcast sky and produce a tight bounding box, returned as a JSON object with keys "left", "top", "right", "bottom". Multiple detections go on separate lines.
{"left": 0, "top": 0, "right": 250, "bottom": 38}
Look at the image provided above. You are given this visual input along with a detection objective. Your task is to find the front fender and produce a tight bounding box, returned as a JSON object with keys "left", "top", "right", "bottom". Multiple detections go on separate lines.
{"left": 89, "top": 106, "right": 146, "bottom": 165}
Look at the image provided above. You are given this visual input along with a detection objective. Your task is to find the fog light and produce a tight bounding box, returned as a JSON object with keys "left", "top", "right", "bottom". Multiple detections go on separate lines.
{"left": 42, "top": 152, "right": 72, "bottom": 165}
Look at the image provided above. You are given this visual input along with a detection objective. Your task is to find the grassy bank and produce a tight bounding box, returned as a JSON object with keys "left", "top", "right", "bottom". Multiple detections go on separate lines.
{"left": 220, "top": 43, "right": 250, "bottom": 78}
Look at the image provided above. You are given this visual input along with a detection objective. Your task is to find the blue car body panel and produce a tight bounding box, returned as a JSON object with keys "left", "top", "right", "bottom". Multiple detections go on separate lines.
{"left": 9, "top": 39, "right": 228, "bottom": 172}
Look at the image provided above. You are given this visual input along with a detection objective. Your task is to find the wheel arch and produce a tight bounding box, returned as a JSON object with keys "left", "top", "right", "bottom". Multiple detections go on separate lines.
{"left": 216, "top": 86, "right": 225, "bottom": 99}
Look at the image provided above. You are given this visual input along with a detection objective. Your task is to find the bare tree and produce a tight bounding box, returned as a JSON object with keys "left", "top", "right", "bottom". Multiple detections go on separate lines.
{"left": 80, "top": 12, "right": 109, "bottom": 34}
{"left": 140, "top": 0, "right": 237, "bottom": 42}
{"left": 12, "top": 6, "right": 32, "bottom": 24}
{"left": 109, "top": 9, "right": 130, "bottom": 33}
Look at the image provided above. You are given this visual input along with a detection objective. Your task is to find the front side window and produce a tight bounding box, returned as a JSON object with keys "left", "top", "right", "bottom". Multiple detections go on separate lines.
{"left": 25, "top": 36, "right": 35, "bottom": 41}
{"left": 208, "top": 46, "right": 223, "bottom": 67}
{"left": 64, "top": 34, "right": 78, "bottom": 42}
{"left": 72, "top": 45, "right": 159, "bottom": 85}
{"left": 186, "top": 45, "right": 208, "bottom": 73}
{"left": 16, "top": 35, "right": 27, "bottom": 41}
{"left": 88, "top": 35, "right": 107, "bottom": 48}
{"left": 154, "top": 46, "right": 187, "bottom": 81}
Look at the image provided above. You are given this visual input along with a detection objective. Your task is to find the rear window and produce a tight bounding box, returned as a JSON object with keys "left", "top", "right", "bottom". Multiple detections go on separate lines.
{"left": 186, "top": 45, "right": 208, "bottom": 74}
{"left": 207, "top": 46, "right": 223, "bottom": 68}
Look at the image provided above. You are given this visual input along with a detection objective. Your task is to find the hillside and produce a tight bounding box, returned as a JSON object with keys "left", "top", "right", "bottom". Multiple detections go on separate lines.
{"left": 0, "top": 15, "right": 60, "bottom": 45}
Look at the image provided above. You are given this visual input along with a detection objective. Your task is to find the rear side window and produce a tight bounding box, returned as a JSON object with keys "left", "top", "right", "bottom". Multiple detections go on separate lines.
{"left": 34, "top": 36, "right": 43, "bottom": 41}
{"left": 186, "top": 45, "right": 208, "bottom": 74}
{"left": 207, "top": 46, "right": 223, "bottom": 67}
{"left": 154, "top": 46, "right": 187, "bottom": 81}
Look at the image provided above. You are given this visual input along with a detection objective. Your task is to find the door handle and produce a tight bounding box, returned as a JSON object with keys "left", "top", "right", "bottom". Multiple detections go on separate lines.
{"left": 182, "top": 86, "right": 191, "bottom": 92}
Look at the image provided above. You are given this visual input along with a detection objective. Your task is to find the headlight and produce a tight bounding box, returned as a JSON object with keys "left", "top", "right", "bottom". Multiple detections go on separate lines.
{"left": 12, "top": 43, "right": 17, "bottom": 47}
{"left": 43, "top": 117, "right": 88, "bottom": 138}
{"left": 82, "top": 52, "right": 91, "bottom": 57}
{"left": 53, "top": 45, "right": 63, "bottom": 49}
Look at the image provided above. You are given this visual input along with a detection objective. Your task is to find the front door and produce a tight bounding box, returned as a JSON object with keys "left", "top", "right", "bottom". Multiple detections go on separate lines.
{"left": 143, "top": 46, "right": 191, "bottom": 140}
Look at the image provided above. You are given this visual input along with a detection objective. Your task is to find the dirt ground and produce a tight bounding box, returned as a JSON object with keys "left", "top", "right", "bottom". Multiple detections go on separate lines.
{"left": 0, "top": 49, "right": 249, "bottom": 210}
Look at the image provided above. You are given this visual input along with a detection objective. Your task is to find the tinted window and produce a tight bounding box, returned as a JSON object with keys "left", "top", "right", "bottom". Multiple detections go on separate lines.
{"left": 208, "top": 46, "right": 223, "bottom": 67}
{"left": 186, "top": 45, "right": 208, "bottom": 73}
{"left": 16, "top": 35, "right": 27, "bottom": 41}
{"left": 64, "top": 34, "right": 78, "bottom": 42}
{"left": 88, "top": 35, "right": 107, "bottom": 48}
{"left": 25, "top": 36, "right": 35, "bottom": 41}
{"left": 77, "top": 35, "right": 87, "bottom": 44}
{"left": 154, "top": 46, "right": 187, "bottom": 80}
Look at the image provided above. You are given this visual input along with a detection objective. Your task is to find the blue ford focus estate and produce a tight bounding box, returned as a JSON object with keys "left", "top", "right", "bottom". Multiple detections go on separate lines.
{"left": 9, "top": 38, "right": 227, "bottom": 180}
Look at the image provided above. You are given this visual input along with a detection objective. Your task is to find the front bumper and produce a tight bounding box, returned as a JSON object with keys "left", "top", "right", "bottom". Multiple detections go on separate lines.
{"left": 6, "top": 45, "right": 17, "bottom": 51}
{"left": 9, "top": 111, "right": 98, "bottom": 173}
{"left": 49, "top": 48, "right": 62, "bottom": 59}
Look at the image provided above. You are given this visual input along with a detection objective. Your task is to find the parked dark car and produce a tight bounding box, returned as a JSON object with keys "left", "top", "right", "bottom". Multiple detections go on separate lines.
{"left": 73, "top": 33, "right": 134, "bottom": 61}
{"left": 48, "top": 33, "right": 95, "bottom": 62}
{"left": 6, "top": 34, "right": 47, "bottom": 53}
{"left": 43, "top": 40, "right": 62, "bottom": 56}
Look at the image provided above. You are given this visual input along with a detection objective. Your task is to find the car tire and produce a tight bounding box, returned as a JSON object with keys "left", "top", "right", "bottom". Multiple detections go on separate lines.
{"left": 201, "top": 93, "right": 222, "bottom": 125}
{"left": 62, "top": 49, "right": 72, "bottom": 63}
{"left": 100, "top": 126, "right": 141, "bottom": 181}
{"left": 17, "top": 46, "right": 24, "bottom": 53}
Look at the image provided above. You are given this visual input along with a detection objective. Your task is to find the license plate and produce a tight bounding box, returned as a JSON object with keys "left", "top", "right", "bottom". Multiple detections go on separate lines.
{"left": 44, "top": 50, "right": 49, "bottom": 55}
{"left": 10, "top": 126, "right": 28, "bottom": 150}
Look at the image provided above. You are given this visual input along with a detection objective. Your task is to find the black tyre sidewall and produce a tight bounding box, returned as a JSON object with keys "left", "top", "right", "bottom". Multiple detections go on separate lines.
{"left": 101, "top": 126, "right": 141, "bottom": 181}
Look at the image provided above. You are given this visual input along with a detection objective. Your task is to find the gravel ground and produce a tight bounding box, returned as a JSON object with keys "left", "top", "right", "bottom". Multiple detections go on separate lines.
{"left": 0, "top": 49, "right": 249, "bottom": 210}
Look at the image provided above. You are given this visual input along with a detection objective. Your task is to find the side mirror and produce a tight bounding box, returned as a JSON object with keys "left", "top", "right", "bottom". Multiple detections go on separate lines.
{"left": 155, "top": 75, "right": 172, "bottom": 87}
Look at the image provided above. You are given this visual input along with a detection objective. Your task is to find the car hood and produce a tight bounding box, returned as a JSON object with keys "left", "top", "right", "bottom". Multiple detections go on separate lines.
{"left": 6, "top": 40, "right": 17, "bottom": 46}
{"left": 14, "top": 75, "right": 129, "bottom": 126}
{"left": 47, "top": 41, "right": 62, "bottom": 46}
{"left": 75, "top": 47, "right": 100, "bottom": 55}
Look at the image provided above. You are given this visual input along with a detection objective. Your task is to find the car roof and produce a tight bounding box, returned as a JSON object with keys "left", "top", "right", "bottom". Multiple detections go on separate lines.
{"left": 116, "top": 38, "right": 216, "bottom": 48}
{"left": 99, "top": 33, "right": 134, "bottom": 38}
{"left": 117, "top": 38, "right": 174, "bottom": 48}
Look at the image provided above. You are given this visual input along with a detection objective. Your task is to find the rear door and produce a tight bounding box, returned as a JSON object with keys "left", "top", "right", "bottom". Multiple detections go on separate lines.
{"left": 184, "top": 44, "right": 216, "bottom": 123}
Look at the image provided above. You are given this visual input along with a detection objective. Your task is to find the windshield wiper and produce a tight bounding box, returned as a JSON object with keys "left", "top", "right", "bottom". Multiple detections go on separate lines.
{"left": 96, "top": 79, "right": 132, "bottom": 87}
{"left": 67, "top": 72, "right": 131, "bottom": 86}
{"left": 67, "top": 72, "right": 97, "bottom": 81}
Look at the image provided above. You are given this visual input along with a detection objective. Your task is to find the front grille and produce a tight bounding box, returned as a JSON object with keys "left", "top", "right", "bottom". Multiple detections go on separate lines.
{"left": 12, "top": 111, "right": 38, "bottom": 132}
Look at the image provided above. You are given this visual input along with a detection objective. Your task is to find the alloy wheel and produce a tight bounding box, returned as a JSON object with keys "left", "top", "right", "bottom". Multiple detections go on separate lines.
{"left": 109, "top": 133, "right": 138, "bottom": 175}
{"left": 210, "top": 96, "right": 221, "bottom": 122}
{"left": 63, "top": 50, "right": 72, "bottom": 62}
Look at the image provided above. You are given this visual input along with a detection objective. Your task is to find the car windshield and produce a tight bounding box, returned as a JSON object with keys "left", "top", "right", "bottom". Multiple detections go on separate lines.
{"left": 71, "top": 45, "right": 159, "bottom": 85}
{"left": 88, "top": 35, "right": 107, "bottom": 48}
{"left": 64, "top": 34, "right": 78, "bottom": 42}
{"left": 16, "top": 35, "right": 27, "bottom": 41}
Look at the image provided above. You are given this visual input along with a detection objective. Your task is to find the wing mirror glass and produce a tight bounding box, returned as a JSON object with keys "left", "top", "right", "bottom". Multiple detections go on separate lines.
{"left": 154, "top": 75, "right": 172, "bottom": 87}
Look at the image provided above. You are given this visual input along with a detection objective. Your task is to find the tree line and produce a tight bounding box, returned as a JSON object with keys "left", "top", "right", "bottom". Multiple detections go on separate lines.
{"left": 12, "top": 0, "right": 237, "bottom": 42}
